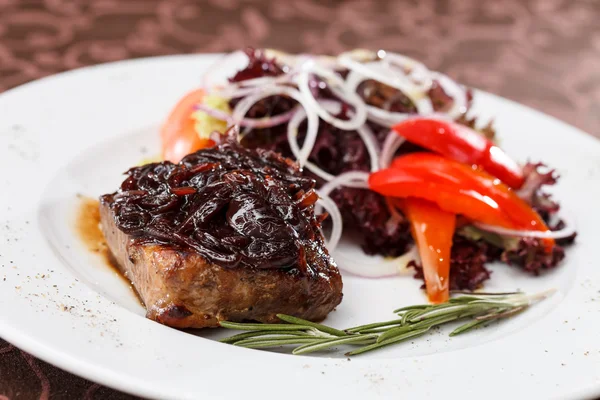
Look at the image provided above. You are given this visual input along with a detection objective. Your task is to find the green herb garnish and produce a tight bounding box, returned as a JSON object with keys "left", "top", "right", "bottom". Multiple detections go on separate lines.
{"left": 220, "top": 289, "right": 554, "bottom": 356}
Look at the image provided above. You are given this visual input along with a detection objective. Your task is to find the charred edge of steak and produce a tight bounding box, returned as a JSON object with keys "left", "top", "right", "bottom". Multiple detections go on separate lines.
{"left": 100, "top": 126, "right": 332, "bottom": 277}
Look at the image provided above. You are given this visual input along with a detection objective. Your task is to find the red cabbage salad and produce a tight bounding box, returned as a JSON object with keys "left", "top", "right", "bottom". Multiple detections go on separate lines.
{"left": 159, "top": 48, "right": 576, "bottom": 301}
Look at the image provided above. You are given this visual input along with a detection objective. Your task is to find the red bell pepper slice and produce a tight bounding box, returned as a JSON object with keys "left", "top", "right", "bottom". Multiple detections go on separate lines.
{"left": 390, "top": 153, "right": 554, "bottom": 251}
{"left": 369, "top": 168, "right": 517, "bottom": 229}
{"left": 392, "top": 118, "right": 525, "bottom": 189}
{"left": 391, "top": 153, "right": 549, "bottom": 230}
{"left": 403, "top": 198, "right": 455, "bottom": 304}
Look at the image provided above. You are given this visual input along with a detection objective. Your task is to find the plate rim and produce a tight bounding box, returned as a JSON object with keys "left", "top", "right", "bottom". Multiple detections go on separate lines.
{"left": 1, "top": 53, "right": 599, "bottom": 400}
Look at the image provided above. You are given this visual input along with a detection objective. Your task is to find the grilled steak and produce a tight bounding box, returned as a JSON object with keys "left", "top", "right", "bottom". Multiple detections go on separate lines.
{"left": 100, "top": 128, "right": 343, "bottom": 328}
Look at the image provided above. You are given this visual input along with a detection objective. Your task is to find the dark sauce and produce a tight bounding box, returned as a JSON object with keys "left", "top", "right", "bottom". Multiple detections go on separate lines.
{"left": 75, "top": 196, "right": 143, "bottom": 304}
{"left": 75, "top": 197, "right": 110, "bottom": 263}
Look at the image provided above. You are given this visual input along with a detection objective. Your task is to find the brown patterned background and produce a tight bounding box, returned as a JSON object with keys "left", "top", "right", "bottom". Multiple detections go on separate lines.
{"left": 0, "top": 0, "right": 599, "bottom": 398}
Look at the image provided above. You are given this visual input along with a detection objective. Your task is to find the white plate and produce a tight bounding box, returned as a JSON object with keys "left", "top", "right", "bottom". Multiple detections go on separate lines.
{"left": 0, "top": 54, "right": 599, "bottom": 400}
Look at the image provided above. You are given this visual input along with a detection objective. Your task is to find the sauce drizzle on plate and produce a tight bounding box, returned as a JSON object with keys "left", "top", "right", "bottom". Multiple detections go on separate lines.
{"left": 75, "top": 196, "right": 143, "bottom": 305}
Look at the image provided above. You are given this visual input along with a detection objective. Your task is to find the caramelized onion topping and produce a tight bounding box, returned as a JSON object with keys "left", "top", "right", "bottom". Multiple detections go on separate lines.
{"left": 101, "top": 128, "right": 327, "bottom": 274}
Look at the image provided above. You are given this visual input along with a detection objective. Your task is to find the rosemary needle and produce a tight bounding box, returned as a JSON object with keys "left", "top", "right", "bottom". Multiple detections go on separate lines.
{"left": 345, "top": 318, "right": 404, "bottom": 334}
{"left": 220, "top": 290, "right": 554, "bottom": 357}
{"left": 393, "top": 304, "right": 430, "bottom": 313}
{"left": 449, "top": 319, "right": 491, "bottom": 336}
{"left": 293, "top": 334, "right": 379, "bottom": 355}
{"left": 347, "top": 328, "right": 430, "bottom": 356}
{"left": 235, "top": 338, "right": 327, "bottom": 349}
{"left": 407, "top": 304, "right": 472, "bottom": 322}
{"left": 476, "top": 305, "right": 526, "bottom": 320}
{"left": 219, "top": 330, "right": 313, "bottom": 344}
{"left": 276, "top": 314, "right": 347, "bottom": 337}
{"left": 219, "top": 321, "right": 314, "bottom": 331}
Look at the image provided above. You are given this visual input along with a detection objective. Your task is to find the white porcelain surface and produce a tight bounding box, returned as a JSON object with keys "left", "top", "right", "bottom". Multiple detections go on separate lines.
{"left": 0, "top": 55, "right": 599, "bottom": 400}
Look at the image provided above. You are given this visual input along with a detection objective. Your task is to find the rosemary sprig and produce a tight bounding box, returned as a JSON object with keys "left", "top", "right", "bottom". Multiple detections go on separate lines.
{"left": 220, "top": 289, "right": 555, "bottom": 357}
{"left": 275, "top": 314, "right": 347, "bottom": 337}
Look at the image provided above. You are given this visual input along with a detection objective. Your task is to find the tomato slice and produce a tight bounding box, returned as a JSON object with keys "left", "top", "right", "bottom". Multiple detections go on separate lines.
{"left": 162, "top": 117, "right": 214, "bottom": 164}
{"left": 161, "top": 89, "right": 214, "bottom": 162}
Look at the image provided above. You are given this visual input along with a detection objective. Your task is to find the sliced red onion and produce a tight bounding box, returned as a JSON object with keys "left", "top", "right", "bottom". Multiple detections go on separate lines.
{"left": 355, "top": 124, "right": 380, "bottom": 172}
{"left": 381, "top": 53, "right": 469, "bottom": 119}
{"left": 287, "top": 107, "right": 334, "bottom": 181}
{"left": 297, "top": 62, "right": 368, "bottom": 131}
{"left": 315, "top": 98, "right": 343, "bottom": 114}
{"left": 237, "top": 107, "right": 297, "bottom": 129}
{"left": 195, "top": 104, "right": 233, "bottom": 124}
{"left": 332, "top": 245, "right": 418, "bottom": 278}
{"left": 318, "top": 171, "right": 370, "bottom": 196}
{"left": 338, "top": 52, "right": 433, "bottom": 114}
{"left": 431, "top": 72, "right": 469, "bottom": 119}
{"left": 287, "top": 100, "right": 379, "bottom": 178}
{"left": 366, "top": 105, "right": 413, "bottom": 127}
{"left": 196, "top": 103, "right": 297, "bottom": 129}
{"left": 316, "top": 194, "right": 343, "bottom": 251}
{"left": 344, "top": 70, "right": 367, "bottom": 93}
{"left": 338, "top": 51, "right": 405, "bottom": 90}
{"left": 296, "top": 97, "right": 378, "bottom": 172}
{"left": 203, "top": 49, "right": 299, "bottom": 90}
{"left": 231, "top": 88, "right": 274, "bottom": 123}
{"left": 379, "top": 130, "right": 406, "bottom": 169}
{"left": 211, "top": 85, "right": 264, "bottom": 99}
{"left": 345, "top": 70, "right": 409, "bottom": 126}
{"left": 233, "top": 75, "right": 290, "bottom": 88}
{"left": 231, "top": 85, "right": 319, "bottom": 168}
{"left": 340, "top": 51, "right": 475, "bottom": 120}
{"left": 214, "top": 74, "right": 295, "bottom": 99}
{"left": 380, "top": 51, "right": 432, "bottom": 91}
{"left": 473, "top": 219, "right": 576, "bottom": 240}
{"left": 344, "top": 70, "right": 407, "bottom": 127}
{"left": 315, "top": 171, "right": 369, "bottom": 215}
{"left": 263, "top": 49, "right": 305, "bottom": 69}
{"left": 280, "top": 88, "right": 321, "bottom": 168}
{"left": 264, "top": 49, "right": 343, "bottom": 72}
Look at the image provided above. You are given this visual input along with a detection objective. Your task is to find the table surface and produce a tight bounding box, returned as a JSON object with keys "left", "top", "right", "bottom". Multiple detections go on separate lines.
{"left": 0, "top": 0, "right": 598, "bottom": 398}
